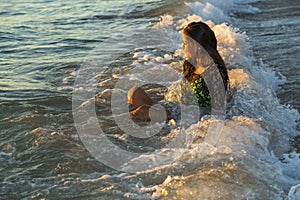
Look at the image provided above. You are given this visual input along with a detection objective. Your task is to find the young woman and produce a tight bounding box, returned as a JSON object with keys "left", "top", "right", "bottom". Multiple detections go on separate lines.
{"left": 128, "top": 21, "right": 229, "bottom": 122}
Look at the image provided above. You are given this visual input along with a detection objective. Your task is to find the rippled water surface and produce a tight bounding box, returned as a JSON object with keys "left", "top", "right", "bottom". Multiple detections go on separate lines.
{"left": 1, "top": 0, "right": 299, "bottom": 199}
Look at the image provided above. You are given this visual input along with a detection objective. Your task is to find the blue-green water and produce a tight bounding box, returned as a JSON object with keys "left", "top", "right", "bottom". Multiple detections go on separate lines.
{"left": 1, "top": 0, "right": 299, "bottom": 199}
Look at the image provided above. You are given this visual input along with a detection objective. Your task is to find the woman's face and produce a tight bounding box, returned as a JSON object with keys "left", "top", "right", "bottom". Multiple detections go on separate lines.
{"left": 182, "top": 34, "right": 193, "bottom": 59}
{"left": 182, "top": 33, "right": 214, "bottom": 73}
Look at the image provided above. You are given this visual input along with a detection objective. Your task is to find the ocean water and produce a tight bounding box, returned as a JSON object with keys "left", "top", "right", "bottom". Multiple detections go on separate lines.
{"left": 1, "top": 0, "right": 300, "bottom": 199}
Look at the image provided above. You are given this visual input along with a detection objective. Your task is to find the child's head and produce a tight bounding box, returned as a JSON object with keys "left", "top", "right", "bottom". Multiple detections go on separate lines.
{"left": 182, "top": 21, "right": 228, "bottom": 90}
{"left": 183, "top": 21, "right": 217, "bottom": 51}
{"left": 182, "top": 21, "right": 224, "bottom": 68}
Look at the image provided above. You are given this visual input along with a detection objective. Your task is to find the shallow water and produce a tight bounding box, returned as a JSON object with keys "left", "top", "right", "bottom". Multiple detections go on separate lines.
{"left": 1, "top": 0, "right": 300, "bottom": 199}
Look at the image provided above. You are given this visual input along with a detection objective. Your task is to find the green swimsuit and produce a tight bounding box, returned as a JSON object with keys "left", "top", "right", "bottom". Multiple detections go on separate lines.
{"left": 190, "top": 76, "right": 211, "bottom": 107}
{"left": 182, "top": 60, "right": 212, "bottom": 107}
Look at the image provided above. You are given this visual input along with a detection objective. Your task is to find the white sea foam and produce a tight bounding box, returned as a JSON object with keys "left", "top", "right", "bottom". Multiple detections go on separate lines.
{"left": 185, "top": 2, "right": 230, "bottom": 24}
{"left": 288, "top": 184, "right": 300, "bottom": 200}
{"left": 115, "top": 0, "right": 300, "bottom": 198}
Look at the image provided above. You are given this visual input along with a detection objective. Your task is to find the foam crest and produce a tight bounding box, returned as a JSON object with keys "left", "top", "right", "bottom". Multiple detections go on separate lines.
{"left": 118, "top": 116, "right": 294, "bottom": 198}
{"left": 186, "top": 2, "right": 229, "bottom": 24}
{"left": 205, "top": 0, "right": 261, "bottom": 15}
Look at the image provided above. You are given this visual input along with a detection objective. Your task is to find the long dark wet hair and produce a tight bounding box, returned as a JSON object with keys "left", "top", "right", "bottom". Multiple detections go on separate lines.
{"left": 183, "top": 21, "right": 229, "bottom": 90}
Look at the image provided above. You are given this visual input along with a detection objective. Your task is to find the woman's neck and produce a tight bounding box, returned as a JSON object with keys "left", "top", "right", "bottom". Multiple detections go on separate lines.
{"left": 194, "top": 57, "right": 214, "bottom": 75}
